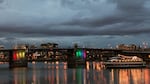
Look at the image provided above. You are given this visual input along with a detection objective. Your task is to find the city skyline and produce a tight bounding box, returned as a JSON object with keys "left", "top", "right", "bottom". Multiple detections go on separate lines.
{"left": 0, "top": 0, "right": 150, "bottom": 48}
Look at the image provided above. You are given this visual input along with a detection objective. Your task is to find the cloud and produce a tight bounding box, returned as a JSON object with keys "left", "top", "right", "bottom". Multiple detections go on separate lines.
{"left": 0, "top": 0, "right": 150, "bottom": 48}
{"left": 0, "top": 0, "right": 150, "bottom": 37}
{"left": 114, "top": 0, "right": 145, "bottom": 12}
{"left": 60, "top": 0, "right": 150, "bottom": 36}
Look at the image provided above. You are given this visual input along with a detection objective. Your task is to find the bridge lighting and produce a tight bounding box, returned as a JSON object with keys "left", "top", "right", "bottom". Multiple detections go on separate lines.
{"left": 13, "top": 50, "right": 25, "bottom": 60}
{"left": 16, "top": 52, "right": 19, "bottom": 59}
{"left": 83, "top": 51, "right": 86, "bottom": 59}
{"left": 13, "top": 51, "right": 17, "bottom": 60}
{"left": 75, "top": 49, "right": 86, "bottom": 59}
{"left": 19, "top": 51, "right": 25, "bottom": 58}
{"left": 19, "top": 52, "right": 22, "bottom": 58}
{"left": 22, "top": 52, "right": 25, "bottom": 58}
{"left": 76, "top": 50, "right": 82, "bottom": 57}
{"left": 10, "top": 49, "right": 27, "bottom": 68}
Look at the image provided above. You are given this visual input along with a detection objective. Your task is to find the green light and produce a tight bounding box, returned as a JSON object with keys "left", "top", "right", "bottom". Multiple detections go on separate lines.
{"left": 76, "top": 50, "right": 82, "bottom": 58}
{"left": 78, "top": 51, "right": 82, "bottom": 56}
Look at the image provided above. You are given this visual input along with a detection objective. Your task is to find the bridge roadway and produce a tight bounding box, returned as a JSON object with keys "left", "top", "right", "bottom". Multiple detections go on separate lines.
{"left": 1, "top": 48, "right": 150, "bottom": 52}
{"left": 28, "top": 48, "right": 122, "bottom": 51}
{"left": 0, "top": 48, "right": 123, "bottom": 52}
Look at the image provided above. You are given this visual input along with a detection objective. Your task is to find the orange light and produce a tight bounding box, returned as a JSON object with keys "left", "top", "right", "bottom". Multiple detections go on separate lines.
{"left": 17, "top": 51, "right": 20, "bottom": 59}
{"left": 19, "top": 52, "right": 22, "bottom": 58}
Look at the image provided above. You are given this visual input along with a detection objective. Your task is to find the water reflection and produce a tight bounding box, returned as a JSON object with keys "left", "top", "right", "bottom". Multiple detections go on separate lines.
{"left": 30, "top": 62, "right": 68, "bottom": 84}
{"left": 0, "top": 62, "right": 149, "bottom": 84}
{"left": 12, "top": 68, "right": 27, "bottom": 84}
{"left": 109, "top": 68, "right": 150, "bottom": 84}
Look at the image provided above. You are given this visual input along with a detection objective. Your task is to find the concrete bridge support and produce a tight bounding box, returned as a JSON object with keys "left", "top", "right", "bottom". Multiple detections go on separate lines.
{"left": 9, "top": 49, "right": 28, "bottom": 68}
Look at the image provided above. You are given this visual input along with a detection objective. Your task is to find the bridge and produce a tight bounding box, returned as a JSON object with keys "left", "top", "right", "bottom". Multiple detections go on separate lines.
{"left": 0, "top": 48, "right": 150, "bottom": 68}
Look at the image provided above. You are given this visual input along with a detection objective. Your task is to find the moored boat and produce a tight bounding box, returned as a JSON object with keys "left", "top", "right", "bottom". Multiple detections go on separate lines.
{"left": 103, "top": 55, "right": 146, "bottom": 68}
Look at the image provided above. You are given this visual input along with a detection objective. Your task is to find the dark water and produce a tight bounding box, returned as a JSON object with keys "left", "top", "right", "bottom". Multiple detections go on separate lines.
{"left": 0, "top": 62, "right": 149, "bottom": 84}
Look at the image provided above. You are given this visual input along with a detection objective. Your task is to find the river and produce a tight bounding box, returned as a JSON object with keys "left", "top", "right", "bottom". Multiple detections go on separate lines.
{"left": 0, "top": 62, "right": 149, "bottom": 84}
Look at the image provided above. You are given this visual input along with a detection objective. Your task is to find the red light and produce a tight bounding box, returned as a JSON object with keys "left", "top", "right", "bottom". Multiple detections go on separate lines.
{"left": 13, "top": 51, "right": 17, "bottom": 60}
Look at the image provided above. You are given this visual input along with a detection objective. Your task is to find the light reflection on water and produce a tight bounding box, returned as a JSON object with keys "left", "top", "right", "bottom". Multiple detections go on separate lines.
{"left": 0, "top": 62, "right": 149, "bottom": 84}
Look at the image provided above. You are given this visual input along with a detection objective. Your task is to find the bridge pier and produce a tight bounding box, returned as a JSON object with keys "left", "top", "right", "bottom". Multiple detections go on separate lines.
{"left": 9, "top": 49, "right": 28, "bottom": 68}
{"left": 67, "top": 49, "right": 86, "bottom": 68}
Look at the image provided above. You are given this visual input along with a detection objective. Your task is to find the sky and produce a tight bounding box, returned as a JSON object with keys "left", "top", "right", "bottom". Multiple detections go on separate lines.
{"left": 0, "top": 0, "right": 150, "bottom": 48}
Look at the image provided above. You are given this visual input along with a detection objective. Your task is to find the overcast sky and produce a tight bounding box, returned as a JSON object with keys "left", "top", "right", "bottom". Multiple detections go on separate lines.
{"left": 0, "top": 0, "right": 150, "bottom": 48}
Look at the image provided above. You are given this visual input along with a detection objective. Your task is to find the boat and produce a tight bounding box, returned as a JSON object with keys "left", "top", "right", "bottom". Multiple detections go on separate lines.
{"left": 103, "top": 55, "right": 146, "bottom": 68}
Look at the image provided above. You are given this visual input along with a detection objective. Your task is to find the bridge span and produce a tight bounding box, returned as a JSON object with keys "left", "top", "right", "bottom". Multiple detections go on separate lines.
{"left": 0, "top": 48, "right": 150, "bottom": 62}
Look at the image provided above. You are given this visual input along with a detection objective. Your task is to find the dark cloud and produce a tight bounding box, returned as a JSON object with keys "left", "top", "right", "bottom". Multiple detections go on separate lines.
{"left": 0, "top": 0, "right": 149, "bottom": 36}
{"left": 0, "top": 0, "right": 150, "bottom": 48}
{"left": 114, "top": 0, "right": 146, "bottom": 12}
{"left": 59, "top": 0, "right": 150, "bottom": 36}
{"left": 0, "top": 0, "right": 3, "bottom": 3}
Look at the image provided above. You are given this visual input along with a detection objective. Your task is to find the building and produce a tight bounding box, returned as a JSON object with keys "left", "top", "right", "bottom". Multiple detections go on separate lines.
{"left": 40, "top": 43, "right": 58, "bottom": 48}
{"left": 117, "top": 44, "right": 137, "bottom": 50}
{"left": 0, "top": 45, "right": 4, "bottom": 49}
{"left": 13, "top": 44, "right": 27, "bottom": 49}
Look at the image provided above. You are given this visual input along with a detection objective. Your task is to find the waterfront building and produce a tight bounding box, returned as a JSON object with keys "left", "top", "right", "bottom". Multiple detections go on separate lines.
{"left": 117, "top": 44, "right": 137, "bottom": 50}
{"left": 0, "top": 45, "right": 4, "bottom": 49}
{"left": 13, "top": 44, "right": 27, "bottom": 49}
{"left": 39, "top": 43, "right": 59, "bottom": 60}
{"left": 30, "top": 45, "right": 37, "bottom": 49}
{"left": 40, "top": 43, "right": 58, "bottom": 49}
{"left": 0, "top": 52, "right": 4, "bottom": 59}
